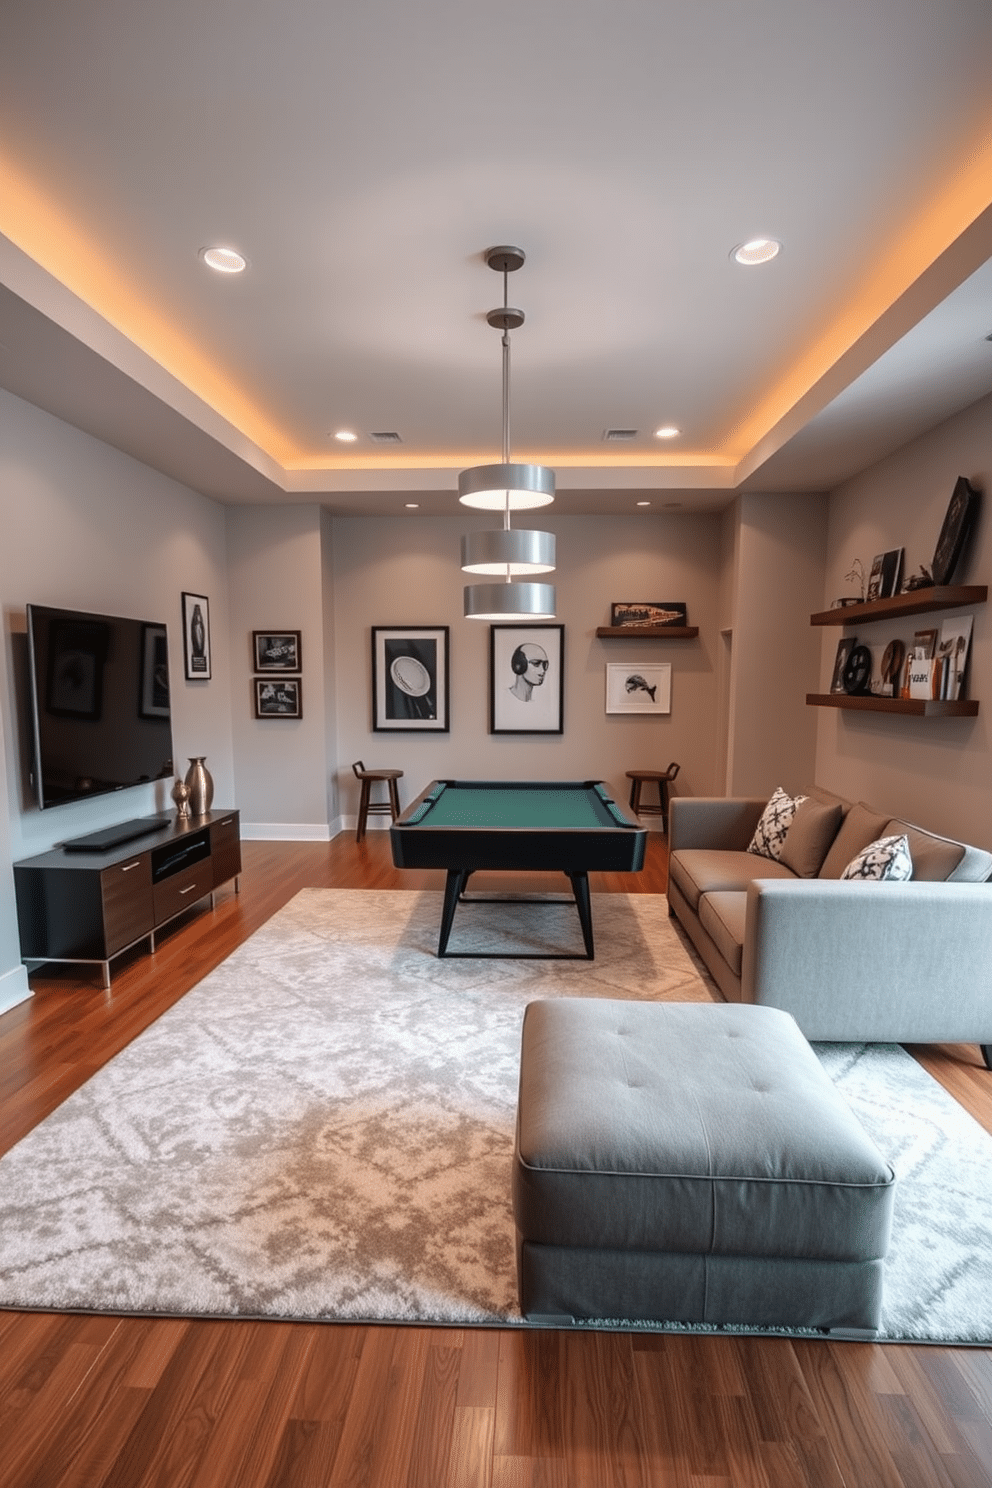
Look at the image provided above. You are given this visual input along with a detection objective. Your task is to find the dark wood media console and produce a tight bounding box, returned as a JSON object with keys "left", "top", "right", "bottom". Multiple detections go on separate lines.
{"left": 14, "top": 810, "right": 241, "bottom": 987}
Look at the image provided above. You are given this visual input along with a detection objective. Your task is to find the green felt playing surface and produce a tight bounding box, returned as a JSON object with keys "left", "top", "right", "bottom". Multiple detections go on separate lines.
{"left": 419, "top": 784, "right": 616, "bottom": 830}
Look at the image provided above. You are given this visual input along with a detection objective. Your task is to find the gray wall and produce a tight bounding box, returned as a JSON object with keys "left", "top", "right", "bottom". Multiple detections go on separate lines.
{"left": 814, "top": 391, "right": 991, "bottom": 846}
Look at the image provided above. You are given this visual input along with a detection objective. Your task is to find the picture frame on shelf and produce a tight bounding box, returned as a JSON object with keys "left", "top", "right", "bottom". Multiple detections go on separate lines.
{"left": 254, "top": 677, "right": 302, "bottom": 718}
{"left": 931, "top": 476, "right": 980, "bottom": 586}
{"left": 490, "top": 623, "right": 564, "bottom": 734}
{"left": 181, "top": 592, "right": 211, "bottom": 680}
{"left": 912, "top": 627, "right": 938, "bottom": 659}
{"left": 865, "top": 548, "right": 903, "bottom": 601}
{"left": 609, "top": 601, "right": 687, "bottom": 628}
{"left": 936, "top": 614, "right": 973, "bottom": 701}
{"left": 371, "top": 626, "right": 449, "bottom": 732}
{"left": 253, "top": 631, "right": 301, "bottom": 672}
{"left": 605, "top": 662, "right": 672, "bottom": 714}
{"left": 139, "top": 623, "right": 170, "bottom": 719}
{"left": 829, "top": 636, "right": 857, "bottom": 694}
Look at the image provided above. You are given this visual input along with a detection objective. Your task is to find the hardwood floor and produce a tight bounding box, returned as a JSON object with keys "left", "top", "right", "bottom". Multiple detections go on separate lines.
{"left": 1, "top": 831, "right": 990, "bottom": 1488}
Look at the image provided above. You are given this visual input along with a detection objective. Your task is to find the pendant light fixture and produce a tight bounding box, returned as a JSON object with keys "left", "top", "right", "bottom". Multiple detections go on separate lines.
{"left": 461, "top": 246, "right": 556, "bottom": 620}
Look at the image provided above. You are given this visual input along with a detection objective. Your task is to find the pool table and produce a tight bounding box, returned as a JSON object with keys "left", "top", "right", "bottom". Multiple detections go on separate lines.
{"left": 390, "top": 779, "right": 647, "bottom": 958}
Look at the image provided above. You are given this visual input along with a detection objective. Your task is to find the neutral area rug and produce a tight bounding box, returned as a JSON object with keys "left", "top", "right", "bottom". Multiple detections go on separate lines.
{"left": 1, "top": 888, "right": 990, "bottom": 1343}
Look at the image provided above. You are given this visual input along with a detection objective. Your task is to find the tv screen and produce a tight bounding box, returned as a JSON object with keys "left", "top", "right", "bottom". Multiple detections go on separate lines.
{"left": 25, "top": 603, "right": 175, "bottom": 809}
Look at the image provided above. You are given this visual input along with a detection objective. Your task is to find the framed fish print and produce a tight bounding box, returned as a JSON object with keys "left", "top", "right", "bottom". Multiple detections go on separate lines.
{"left": 605, "top": 662, "right": 672, "bottom": 714}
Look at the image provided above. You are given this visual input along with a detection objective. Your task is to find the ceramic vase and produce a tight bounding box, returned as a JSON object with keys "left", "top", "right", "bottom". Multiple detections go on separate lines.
{"left": 184, "top": 756, "right": 214, "bottom": 817}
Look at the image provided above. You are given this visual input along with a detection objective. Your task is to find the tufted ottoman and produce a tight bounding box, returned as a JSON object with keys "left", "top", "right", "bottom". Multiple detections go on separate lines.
{"left": 512, "top": 999, "right": 895, "bottom": 1335}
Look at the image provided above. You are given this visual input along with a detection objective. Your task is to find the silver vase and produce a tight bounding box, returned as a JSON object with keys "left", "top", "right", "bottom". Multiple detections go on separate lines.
{"left": 184, "top": 756, "right": 214, "bottom": 817}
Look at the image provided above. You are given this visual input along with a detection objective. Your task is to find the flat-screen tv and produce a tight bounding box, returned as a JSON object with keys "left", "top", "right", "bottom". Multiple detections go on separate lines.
{"left": 25, "top": 603, "right": 175, "bottom": 810}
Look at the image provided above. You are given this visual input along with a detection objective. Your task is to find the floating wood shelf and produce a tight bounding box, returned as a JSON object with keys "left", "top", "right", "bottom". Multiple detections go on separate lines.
{"left": 810, "top": 586, "right": 987, "bottom": 627}
{"left": 595, "top": 625, "right": 699, "bottom": 639}
{"left": 806, "top": 693, "right": 979, "bottom": 717}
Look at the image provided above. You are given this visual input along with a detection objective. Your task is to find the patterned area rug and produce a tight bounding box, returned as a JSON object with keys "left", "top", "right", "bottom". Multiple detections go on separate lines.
{"left": 0, "top": 889, "right": 990, "bottom": 1342}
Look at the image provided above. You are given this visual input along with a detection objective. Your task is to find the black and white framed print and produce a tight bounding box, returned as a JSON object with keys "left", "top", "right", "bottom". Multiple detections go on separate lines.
{"left": 372, "top": 626, "right": 450, "bottom": 731}
{"left": 490, "top": 623, "right": 564, "bottom": 734}
{"left": 253, "top": 630, "right": 302, "bottom": 672}
{"left": 139, "top": 623, "right": 171, "bottom": 718}
{"left": 605, "top": 662, "right": 672, "bottom": 714}
{"left": 181, "top": 592, "right": 211, "bottom": 680}
{"left": 254, "top": 677, "right": 302, "bottom": 718}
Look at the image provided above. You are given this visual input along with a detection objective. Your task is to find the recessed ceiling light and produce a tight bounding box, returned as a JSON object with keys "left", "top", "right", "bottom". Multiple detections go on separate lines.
{"left": 200, "top": 246, "right": 247, "bottom": 274}
{"left": 636, "top": 500, "right": 651, "bottom": 507}
{"left": 405, "top": 502, "right": 419, "bottom": 509}
{"left": 654, "top": 425, "right": 680, "bottom": 440}
{"left": 732, "top": 238, "right": 781, "bottom": 266}
{"left": 333, "top": 430, "right": 358, "bottom": 443}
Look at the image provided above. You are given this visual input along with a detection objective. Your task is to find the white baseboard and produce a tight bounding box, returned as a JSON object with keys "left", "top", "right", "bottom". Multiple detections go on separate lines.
{"left": 242, "top": 822, "right": 335, "bottom": 842}
{"left": 0, "top": 962, "right": 32, "bottom": 1015}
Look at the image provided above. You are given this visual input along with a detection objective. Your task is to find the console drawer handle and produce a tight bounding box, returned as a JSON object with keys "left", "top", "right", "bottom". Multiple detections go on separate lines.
{"left": 179, "top": 884, "right": 198, "bottom": 896}
{"left": 121, "top": 861, "right": 141, "bottom": 872}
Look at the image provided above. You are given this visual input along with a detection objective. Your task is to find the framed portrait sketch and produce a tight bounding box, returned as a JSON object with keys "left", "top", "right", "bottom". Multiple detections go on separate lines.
{"left": 372, "top": 626, "right": 450, "bottom": 731}
{"left": 139, "top": 623, "right": 171, "bottom": 719}
{"left": 605, "top": 662, "right": 672, "bottom": 714}
{"left": 490, "top": 623, "right": 564, "bottom": 734}
{"left": 253, "top": 631, "right": 301, "bottom": 672}
{"left": 254, "top": 677, "right": 302, "bottom": 718}
{"left": 181, "top": 592, "right": 211, "bottom": 680}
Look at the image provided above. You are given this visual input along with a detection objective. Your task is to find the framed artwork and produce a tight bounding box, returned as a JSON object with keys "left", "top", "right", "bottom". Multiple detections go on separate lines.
{"left": 610, "top": 601, "right": 687, "bottom": 628}
{"left": 46, "top": 619, "right": 109, "bottom": 719}
{"left": 181, "top": 592, "right": 211, "bottom": 680}
{"left": 253, "top": 630, "right": 302, "bottom": 672}
{"left": 865, "top": 549, "right": 903, "bottom": 601}
{"left": 605, "top": 662, "right": 672, "bottom": 714}
{"left": 139, "top": 623, "right": 171, "bottom": 719}
{"left": 931, "top": 476, "right": 980, "bottom": 586}
{"left": 490, "top": 623, "right": 564, "bottom": 734}
{"left": 254, "top": 677, "right": 302, "bottom": 718}
{"left": 372, "top": 626, "right": 449, "bottom": 731}
{"left": 829, "top": 637, "right": 857, "bottom": 694}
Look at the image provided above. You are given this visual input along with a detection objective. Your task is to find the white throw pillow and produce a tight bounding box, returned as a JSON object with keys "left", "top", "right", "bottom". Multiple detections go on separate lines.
{"left": 840, "top": 834, "right": 913, "bottom": 882}
{"left": 747, "top": 787, "right": 808, "bottom": 861}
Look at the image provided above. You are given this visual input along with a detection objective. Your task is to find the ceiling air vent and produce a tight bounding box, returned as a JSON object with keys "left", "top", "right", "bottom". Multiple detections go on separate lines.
{"left": 603, "top": 428, "right": 638, "bottom": 442}
{"left": 370, "top": 430, "right": 403, "bottom": 443}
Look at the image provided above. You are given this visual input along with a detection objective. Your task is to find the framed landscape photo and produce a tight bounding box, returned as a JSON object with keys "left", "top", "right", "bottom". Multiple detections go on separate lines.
{"left": 490, "top": 623, "right": 564, "bottom": 734}
{"left": 372, "top": 626, "right": 449, "bottom": 732}
{"left": 605, "top": 662, "right": 672, "bottom": 714}
{"left": 610, "top": 601, "right": 687, "bottom": 629}
{"left": 254, "top": 677, "right": 302, "bottom": 718}
{"left": 253, "top": 630, "right": 301, "bottom": 672}
{"left": 181, "top": 592, "right": 211, "bottom": 680}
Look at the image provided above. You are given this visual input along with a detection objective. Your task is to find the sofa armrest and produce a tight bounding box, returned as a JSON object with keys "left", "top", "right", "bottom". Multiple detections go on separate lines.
{"left": 742, "top": 879, "right": 992, "bottom": 1043}
{"left": 668, "top": 797, "right": 767, "bottom": 854}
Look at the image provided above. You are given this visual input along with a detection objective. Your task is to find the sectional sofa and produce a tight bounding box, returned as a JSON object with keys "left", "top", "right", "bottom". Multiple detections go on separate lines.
{"left": 667, "top": 791, "right": 992, "bottom": 1066}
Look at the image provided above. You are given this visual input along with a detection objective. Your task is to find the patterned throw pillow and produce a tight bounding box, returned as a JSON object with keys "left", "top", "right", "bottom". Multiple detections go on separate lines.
{"left": 840, "top": 834, "right": 913, "bottom": 882}
{"left": 747, "top": 787, "right": 808, "bottom": 861}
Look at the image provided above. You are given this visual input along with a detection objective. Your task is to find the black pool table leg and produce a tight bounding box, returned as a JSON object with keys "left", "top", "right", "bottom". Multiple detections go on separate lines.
{"left": 566, "top": 871, "right": 595, "bottom": 959}
{"left": 438, "top": 869, "right": 471, "bottom": 956}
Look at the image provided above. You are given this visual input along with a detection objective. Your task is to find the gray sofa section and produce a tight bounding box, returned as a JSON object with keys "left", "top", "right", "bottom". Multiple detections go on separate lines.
{"left": 667, "top": 793, "right": 992, "bottom": 1060}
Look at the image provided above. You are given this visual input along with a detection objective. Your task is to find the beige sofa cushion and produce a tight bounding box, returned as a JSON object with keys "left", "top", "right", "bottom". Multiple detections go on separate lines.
{"left": 884, "top": 820, "right": 964, "bottom": 881}
{"left": 819, "top": 803, "right": 890, "bottom": 879}
{"left": 698, "top": 892, "right": 747, "bottom": 976}
{"left": 668, "top": 849, "right": 795, "bottom": 912}
{"left": 778, "top": 798, "right": 844, "bottom": 878}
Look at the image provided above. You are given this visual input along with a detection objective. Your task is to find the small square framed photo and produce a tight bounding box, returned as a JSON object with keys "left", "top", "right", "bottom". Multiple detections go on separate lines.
{"left": 490, "top": 623, "right": 564, "bottom": 734}
{"left": 181, "top": 592, "right": 211, "bottom": 680}
{"left": 253, "top": 631, "right": 301, "bottom": 672}
{"left": 372, "top": 626, "right": 449, "bottom": 731}
{"left": 254, "top": 677, "right": 302, "bottom": 718}
{"left": 605, "top": 662, "right": 672, "bottom": 714}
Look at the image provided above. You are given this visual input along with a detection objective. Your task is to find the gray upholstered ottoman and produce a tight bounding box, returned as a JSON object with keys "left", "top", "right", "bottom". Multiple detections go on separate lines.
{"left": 512, "top": 999, "right": 895, "bottom": 1335}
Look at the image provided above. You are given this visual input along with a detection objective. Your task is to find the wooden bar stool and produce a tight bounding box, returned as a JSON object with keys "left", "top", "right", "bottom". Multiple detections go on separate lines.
{"left": 626, "top": 762, "right": 680, "bottom": 831}
{"left": 352, "top": 761, "right": 403, "bottom": 841}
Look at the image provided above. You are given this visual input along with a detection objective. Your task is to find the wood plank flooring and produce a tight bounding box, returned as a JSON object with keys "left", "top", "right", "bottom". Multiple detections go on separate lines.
{"left": 0, "top": 830, "right": 990, "bottom": 1488}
